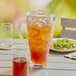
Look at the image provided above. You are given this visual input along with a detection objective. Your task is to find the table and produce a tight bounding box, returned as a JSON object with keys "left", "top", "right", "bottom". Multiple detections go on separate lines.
{"left": 0, "top": 39, "right": 76, "bottom": 76}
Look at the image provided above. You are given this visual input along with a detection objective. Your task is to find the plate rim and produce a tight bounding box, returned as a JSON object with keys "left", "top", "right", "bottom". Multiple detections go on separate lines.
{"left": 0, "top": 46, "right": 15, "bottom": 50}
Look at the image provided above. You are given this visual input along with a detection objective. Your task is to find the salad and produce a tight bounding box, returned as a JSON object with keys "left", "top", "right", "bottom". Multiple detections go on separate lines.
{"left": 50, "top": 38, "right": 76, "bottom": 50}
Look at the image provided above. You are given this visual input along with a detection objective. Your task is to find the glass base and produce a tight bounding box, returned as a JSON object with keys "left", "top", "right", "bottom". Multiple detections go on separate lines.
{"left": 0, "top": 44, "right": 14, "bottom": 50}
{"left": 30, "top": 61, "right": 46, "bottom": 68}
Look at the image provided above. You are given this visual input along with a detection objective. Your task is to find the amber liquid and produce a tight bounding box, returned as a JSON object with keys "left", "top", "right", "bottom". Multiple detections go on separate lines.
{"left": 27, "top": 20, "right": 52, "bottom": 65}
{"left": 13, "top": 57, "right": 27, "bottom": 76}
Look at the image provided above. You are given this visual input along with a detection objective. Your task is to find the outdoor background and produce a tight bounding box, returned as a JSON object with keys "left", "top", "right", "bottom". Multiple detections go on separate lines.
{"left": 0, "top": 0, "right": 76, "bottom": 38}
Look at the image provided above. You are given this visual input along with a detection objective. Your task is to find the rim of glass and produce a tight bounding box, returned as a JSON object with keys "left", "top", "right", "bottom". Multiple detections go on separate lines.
{"left": 26, "top": 10, "right": 52, "bottom": 18}
{"left": 2, "top": 23, "right": 12, "bottom": 25}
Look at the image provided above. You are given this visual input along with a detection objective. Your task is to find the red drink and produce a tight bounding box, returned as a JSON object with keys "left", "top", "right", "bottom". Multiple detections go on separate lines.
{"left": 13, "top": 57, "right": 28, "bottom": 76}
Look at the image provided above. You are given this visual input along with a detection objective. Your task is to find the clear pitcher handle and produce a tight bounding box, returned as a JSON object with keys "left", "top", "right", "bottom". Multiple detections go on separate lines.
{"left": 17, "top": 22, "right": 30, "bottom": 57}
{"left": 16, "top": 17, "right": 29, "bottom": 52}
{"left": 54, "top": 16, "right": 60, "bottom": 24}
{"left": 50, "top": 15, "right": 59, "bottom": 25}
{"left": 18, "top": 23, "right": 28, "bottom": 45}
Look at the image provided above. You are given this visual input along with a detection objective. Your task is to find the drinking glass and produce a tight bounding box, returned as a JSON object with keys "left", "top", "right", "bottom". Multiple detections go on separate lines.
{"left": 26, "top": 11, "right": 54, "bottom": 67}
{"left": 13, "top": 49, "right": 29, "bottom": 76}
{"left": 1, "top": 23, "right": 13, "bottom": 49}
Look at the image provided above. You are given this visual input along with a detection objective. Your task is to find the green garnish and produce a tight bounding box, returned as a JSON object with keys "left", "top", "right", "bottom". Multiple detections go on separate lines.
{"left": 50, "top": 38, "right": 76, "bottom": 50}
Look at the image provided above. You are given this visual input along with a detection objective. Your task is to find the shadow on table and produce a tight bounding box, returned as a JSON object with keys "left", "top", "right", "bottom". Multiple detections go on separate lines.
{"left": 49, "top": 50, "right": 74, "bottom": 56}
{"left": 29, "top": 68, "right": 47, "bottom": 76}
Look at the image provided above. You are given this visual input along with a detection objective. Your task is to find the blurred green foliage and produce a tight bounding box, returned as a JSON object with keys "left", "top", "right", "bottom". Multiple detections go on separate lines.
{"left": 46, "top": 0, "right": 76, "bottom": 37}
{"left": 1, "top": 0, "right": 76, "bottom": 38}
{"left": 65, "top": 0, "right": 76, "bottom": 13}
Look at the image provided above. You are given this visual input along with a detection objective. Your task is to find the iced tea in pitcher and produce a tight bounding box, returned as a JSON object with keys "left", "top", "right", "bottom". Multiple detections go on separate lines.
{"left": 26, "top": 11, "right": 53, "bottom": 66}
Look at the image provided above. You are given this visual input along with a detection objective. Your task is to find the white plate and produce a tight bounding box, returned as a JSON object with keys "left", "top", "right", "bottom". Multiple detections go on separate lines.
{"left": 50, "top": 38, "right": 76, "bottom": 52}
{"left": 0, "top": 44, "right": 14, "bottom": 50}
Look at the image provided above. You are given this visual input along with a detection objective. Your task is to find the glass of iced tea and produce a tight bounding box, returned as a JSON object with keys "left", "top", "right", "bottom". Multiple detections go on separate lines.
{"left": 13, "top": 50, "right": 29, "bottom": 76}
{"left": 26, "top": 10, "right": 54, "bottom": 67}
